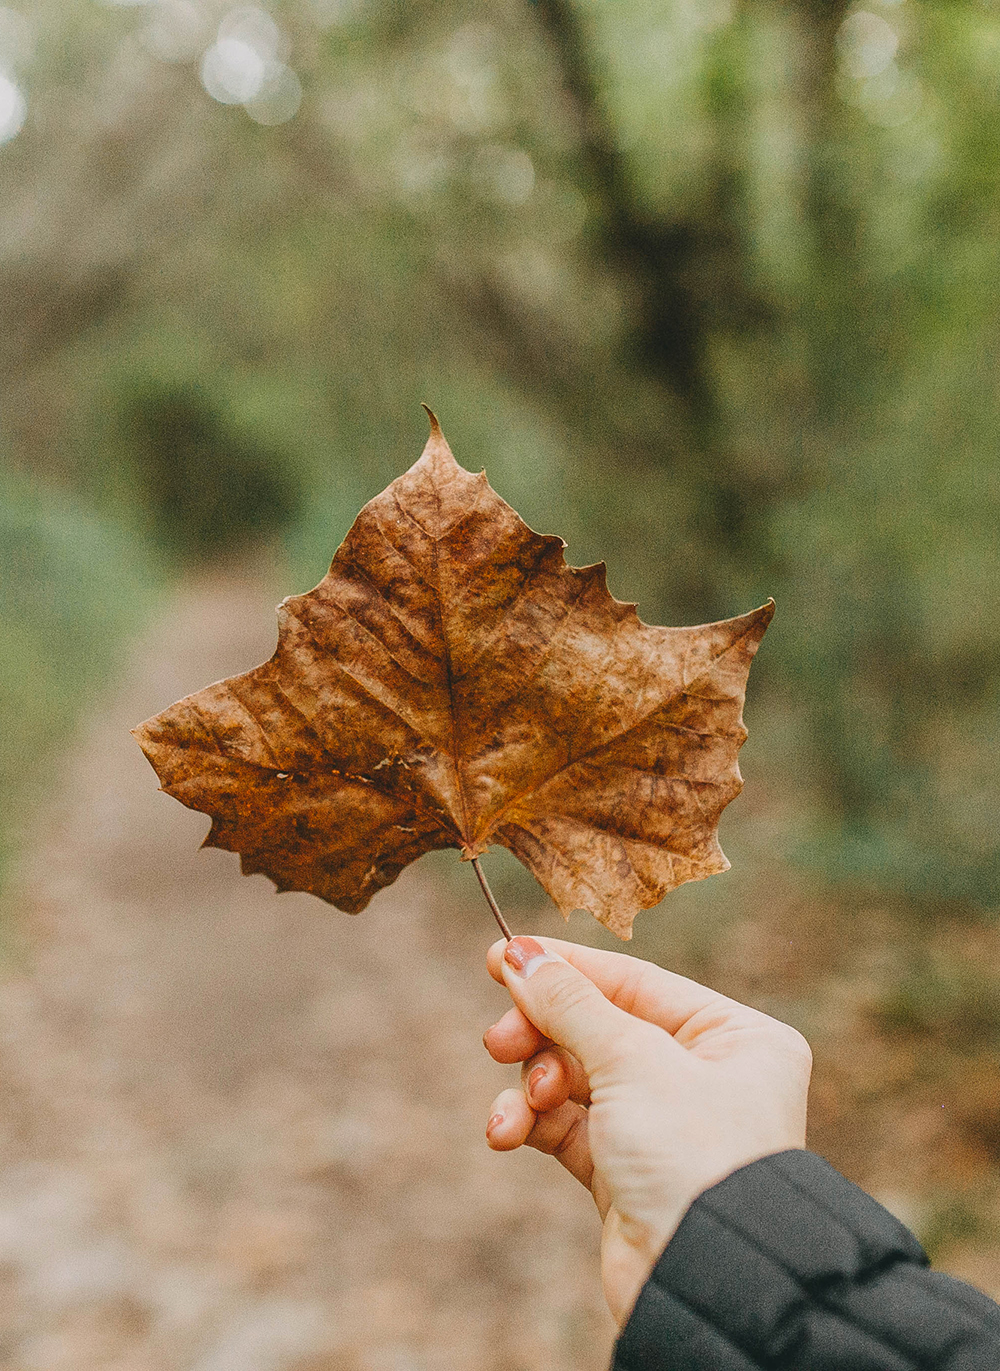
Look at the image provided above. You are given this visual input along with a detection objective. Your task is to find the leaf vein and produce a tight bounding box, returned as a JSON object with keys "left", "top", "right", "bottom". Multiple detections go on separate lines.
{"left": 487, "top": 621, "right": 760, "bottom": 830}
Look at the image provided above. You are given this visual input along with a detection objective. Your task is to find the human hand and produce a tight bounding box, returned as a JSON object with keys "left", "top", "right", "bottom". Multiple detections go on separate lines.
{"left": 483, "top": 936, "right": 812, "bottom": 1326}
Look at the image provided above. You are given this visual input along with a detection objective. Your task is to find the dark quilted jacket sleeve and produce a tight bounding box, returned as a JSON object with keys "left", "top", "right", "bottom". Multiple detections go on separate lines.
{"left": 612, "top": 1149, "right": 1000, "bottom": 1371}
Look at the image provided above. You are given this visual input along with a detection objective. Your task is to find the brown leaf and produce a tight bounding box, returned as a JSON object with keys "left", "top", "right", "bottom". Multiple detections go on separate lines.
{"left": 133, "top": 413, "right": 773, "bottom": 939}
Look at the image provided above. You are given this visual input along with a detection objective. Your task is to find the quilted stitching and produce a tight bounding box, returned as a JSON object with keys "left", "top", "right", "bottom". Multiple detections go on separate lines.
{"left": 610, "top": 1152, "right": 1000, "bottom": 1371}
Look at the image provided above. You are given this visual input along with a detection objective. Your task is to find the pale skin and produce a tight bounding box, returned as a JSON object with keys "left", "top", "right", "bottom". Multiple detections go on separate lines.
{"left": 483, "top": 935, "right": 813, "bottom": 1328}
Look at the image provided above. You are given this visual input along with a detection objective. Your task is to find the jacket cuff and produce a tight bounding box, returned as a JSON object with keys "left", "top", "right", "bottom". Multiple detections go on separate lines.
{"left": 612, "top": 1148, "right": 932, "bottom": 1371}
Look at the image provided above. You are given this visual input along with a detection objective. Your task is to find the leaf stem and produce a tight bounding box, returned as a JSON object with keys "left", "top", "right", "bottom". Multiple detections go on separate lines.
{"left": 471, "top": 856, "right": 513, "bottom": 941}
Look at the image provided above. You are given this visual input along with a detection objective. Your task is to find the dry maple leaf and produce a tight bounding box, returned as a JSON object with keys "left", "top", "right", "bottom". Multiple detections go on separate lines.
{"left": 133, "top": 412, "right": 773, "bottom": 939}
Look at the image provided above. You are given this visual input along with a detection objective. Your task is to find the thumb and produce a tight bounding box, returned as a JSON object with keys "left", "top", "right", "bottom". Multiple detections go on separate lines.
{"left": 500, "top": 937, "right": 649, "bottom": 1081}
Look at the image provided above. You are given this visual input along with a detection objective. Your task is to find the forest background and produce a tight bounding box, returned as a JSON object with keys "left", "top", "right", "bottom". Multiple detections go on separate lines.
{"left": 2, "top": 0, "right": 1000, "bottom": 1358}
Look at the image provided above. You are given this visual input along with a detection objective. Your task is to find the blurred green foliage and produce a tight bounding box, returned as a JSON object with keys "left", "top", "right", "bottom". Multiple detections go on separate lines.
{"left": 118, "top": 380, "right": 302, "bottom": 560}
{"left": 0, "top": 0, "right": 997, "bottom": 919}
{"left": 0, "top": 468, "right": 158, "bottom": 887}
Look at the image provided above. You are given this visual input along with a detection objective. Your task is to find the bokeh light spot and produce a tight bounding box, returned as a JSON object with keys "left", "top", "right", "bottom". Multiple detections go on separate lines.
{"left": 218, "top": 6, "right": 288, "bottom": 63}
{"left": 200, "top": 9, "right": 299, "bottom": 122}
{"left": 201, "top": 36, "right": 267, "bottom": 105}
{"left": 0, "top": 73, "right": 25, "bottom": 144}
{"left": 837, "top": 11, "right": 899, "bottom": 80}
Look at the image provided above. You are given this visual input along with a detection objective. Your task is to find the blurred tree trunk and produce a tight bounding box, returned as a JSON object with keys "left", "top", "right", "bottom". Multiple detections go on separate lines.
{"left": 531, "top": 0, "right": 770, "bottom": 425}
{"left": 506, "top": 0, "right": 862, "bottom": 617}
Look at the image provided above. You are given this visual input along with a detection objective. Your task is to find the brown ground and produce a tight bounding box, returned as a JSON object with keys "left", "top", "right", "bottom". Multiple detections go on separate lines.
{"left": 0, "top": 572, "right": 615, "bottom": 1371}
{"left": 3, "top": 569, "right": 1000, "bottom": 1371}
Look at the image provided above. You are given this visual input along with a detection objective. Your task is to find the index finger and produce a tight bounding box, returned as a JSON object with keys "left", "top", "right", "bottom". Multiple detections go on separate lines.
{"left": 487, "top": 936, "right": 731, "bottom": 1036}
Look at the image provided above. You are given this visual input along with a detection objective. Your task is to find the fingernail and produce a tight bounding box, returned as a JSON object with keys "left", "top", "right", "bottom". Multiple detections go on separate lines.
{"left": 486, "top": 1112, "right": 504, "bottom": 1139}
{"left": 482, "top": 1026, "right": 495, "bottom": 1050}
{"left": 527, "top": 1065, "right": 547, "bottom": 1102}
{"left": 504, "top": 936, "right": 555, "bottom": 979}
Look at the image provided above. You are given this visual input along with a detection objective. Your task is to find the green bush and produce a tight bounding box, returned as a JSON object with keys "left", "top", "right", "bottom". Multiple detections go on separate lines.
{"left": 0, "top": 469, "right": 160, "bottom": 889}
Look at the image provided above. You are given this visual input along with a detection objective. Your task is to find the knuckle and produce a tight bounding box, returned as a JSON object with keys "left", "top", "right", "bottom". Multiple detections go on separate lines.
{"left": 745, "top": 1007, "right": 812, "bottom": 1063}
{"left": 543, "top": 970, "right": 597, "bottom": 1021}
{"left": 775, "top": 1021, "right": 812, "bottom": 1066}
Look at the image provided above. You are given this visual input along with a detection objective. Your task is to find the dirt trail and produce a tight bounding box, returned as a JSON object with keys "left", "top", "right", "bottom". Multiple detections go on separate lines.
{"left": 0, "top": 572, "right": 614, "bottom": 1371}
